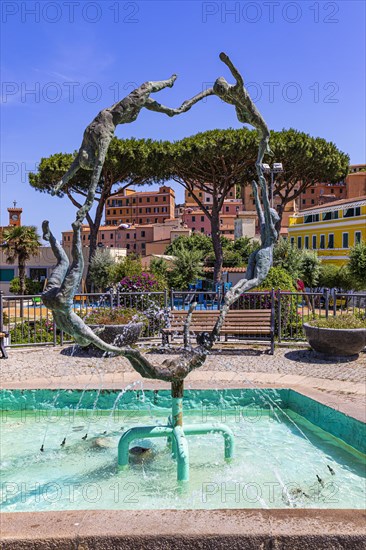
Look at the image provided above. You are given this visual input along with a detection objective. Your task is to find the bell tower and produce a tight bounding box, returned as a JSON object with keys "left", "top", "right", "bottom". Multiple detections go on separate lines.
{"left": 8, "top": 201, "right": 22, "bottom": 227}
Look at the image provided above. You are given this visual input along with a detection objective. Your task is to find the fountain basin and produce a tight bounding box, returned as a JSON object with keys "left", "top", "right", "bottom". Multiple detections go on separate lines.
{"left": 1, "top": 388, "right": 365, "bottom": 513}
{"left": 88, "top": 322, "right": 143, "bottom": 346}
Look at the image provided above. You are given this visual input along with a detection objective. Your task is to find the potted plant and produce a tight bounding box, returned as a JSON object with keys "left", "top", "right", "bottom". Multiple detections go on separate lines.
{"left": 83, "top": 307, "right": 146, "bottom": 347}
{"left": 303, "top": 314, "right": 366, "bottom": 357}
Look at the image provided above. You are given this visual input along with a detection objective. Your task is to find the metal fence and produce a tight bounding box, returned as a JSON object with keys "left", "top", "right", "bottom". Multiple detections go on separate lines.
{"left": 1, "top": 289, "right": 365, "bottom": 348}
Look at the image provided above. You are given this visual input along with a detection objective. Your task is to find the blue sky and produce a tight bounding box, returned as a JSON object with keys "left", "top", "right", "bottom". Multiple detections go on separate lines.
{"left": 1, "top": 0, "right": 365, "bottom": 239}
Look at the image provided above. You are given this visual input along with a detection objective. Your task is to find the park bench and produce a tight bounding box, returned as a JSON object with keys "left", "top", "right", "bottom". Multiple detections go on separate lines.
{"left": 162, "top": 308, "right": 275, "bottom": 354}
{"left": 0, "top": 331, "right": 9, "bottom": 359}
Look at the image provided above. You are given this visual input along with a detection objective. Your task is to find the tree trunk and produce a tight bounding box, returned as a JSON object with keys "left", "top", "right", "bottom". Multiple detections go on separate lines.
{"left": 18, "top": 259, "right": 26, "bottom": 318}
{"left": 211, "top": 207, "right": 223, "bottom": 286}
{"left": 85, "top": 184, "right": 111, "bottom": 291}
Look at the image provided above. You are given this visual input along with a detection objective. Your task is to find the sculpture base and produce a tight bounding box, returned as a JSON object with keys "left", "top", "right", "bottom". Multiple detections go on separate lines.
{"left": 118, "top": 419, "right": 234, "bottom": 482}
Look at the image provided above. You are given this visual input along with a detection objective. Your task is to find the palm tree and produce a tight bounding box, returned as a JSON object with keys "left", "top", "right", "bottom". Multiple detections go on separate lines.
{"left": 2, "top": 226, "right": 41, "bottom": 315}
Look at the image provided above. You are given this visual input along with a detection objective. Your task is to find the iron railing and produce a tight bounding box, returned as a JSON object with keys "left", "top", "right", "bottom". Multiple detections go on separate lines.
{"left": 1, "top": 289, "right": 365, "bottom": 348}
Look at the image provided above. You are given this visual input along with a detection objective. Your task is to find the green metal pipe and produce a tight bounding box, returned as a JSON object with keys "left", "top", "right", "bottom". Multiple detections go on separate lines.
{"left": 183, "top": 423, "right": 235, "bottom": 460}
{"left": 172, "top": 426, "right": 189, "bottom": 482}
{"left": 118, "top": 425, "right": 172, "bottom": 468}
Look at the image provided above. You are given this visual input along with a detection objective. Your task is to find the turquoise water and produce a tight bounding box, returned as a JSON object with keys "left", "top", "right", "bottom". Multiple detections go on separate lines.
{"left": 1, "top": 389, "right": 365, "bottom": 511}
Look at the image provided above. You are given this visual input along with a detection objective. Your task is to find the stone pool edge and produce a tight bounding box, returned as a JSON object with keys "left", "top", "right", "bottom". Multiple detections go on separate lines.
{"left": 1, "top": 509, "right": 366, "bottom": 549}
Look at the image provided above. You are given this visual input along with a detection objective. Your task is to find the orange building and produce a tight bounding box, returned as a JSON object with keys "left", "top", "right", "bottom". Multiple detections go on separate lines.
{"left": 105, "top": 186, "right": 175, "bottom": 226}
{"left": 346, "top": 164, "right": 366, "bottom": 199}
{"left": 183, "top": 185, "right": 242, "bottom": 238}
{"left": 299, "top": 181, "right": 346, "bottom": 208}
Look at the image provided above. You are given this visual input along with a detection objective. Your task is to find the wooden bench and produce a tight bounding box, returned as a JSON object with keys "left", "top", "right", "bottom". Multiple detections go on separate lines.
{"left": 162, "top": 309, "right": 275, "bottom": 354}
{"left": 0, "top": 331, "right": 9, "bottom": 359}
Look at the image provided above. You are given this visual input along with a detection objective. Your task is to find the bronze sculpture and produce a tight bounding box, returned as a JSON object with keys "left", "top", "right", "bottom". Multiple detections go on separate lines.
{"left": 43, "top": 54, "right": 275, "bottom": 386}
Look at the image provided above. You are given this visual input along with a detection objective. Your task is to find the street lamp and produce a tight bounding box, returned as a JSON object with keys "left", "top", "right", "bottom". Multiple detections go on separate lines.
{"left": 262, "top": 163, "right": 284, "bottom": 208}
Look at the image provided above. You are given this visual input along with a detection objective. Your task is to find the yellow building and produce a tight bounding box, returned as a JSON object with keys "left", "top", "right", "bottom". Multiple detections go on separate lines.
{"left": 288, "top": 196, "right": 366, "bottom": 265}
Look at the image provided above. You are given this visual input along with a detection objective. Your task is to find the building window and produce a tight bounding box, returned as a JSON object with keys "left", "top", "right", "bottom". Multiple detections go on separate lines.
{"left": 297, "top": 236, "right": 302, "bottom": 249}
{"left": 154, "top": 207, "right": 159, "bottom": 213}
{"left": 113, "top": 210, "right": 116, "bottom": 215}
{"left": 126, "top": 244, "right": 130, "bottom": 250}
{"left": 146, "top": 219, "right": 150, "bottom": 224}
{"left": 201, "top": 228, "right": 205, "bottom": 233}
{"left": 141, "top": 243, "right": 145, "bottom": 249}
{"left": 342, "top": 233, "right": 349, "bottom": 248}
{"left": 290, "top": 237, "right": 295, "bottom": 246}
{"left": 312, "top": 235, "right": 317, "bottom": 249}
{"left": 0, "top": 268, "right": 15, "bottom": 282}
{"left": 304, "top": 236, "right": 309, "bottom": 249}
{"left": 311, "top": 189, "right": 314, "bottom": 194}
{"left": 311, "top": 199, "right": 315, "bottom": 204}
{"left": 320, "top": 234, "right": 325, "bottom": 249}
{"left": 155, "top": 197, "right": 158, "bottom": 202}
{"left": 192, "top": 216, "right": 195, "bottom": 222}
{"left": 139, "top": 198, "right": 142, "bottom": 203}
{"left": 328, "top": 234, "right": 334, "bottom": 249}
{"left": 201, "top": 216, "right": 204, "bottom": 222}
{"left": 101, "top": 233, "right": 105, "bottom": 240}
{"left": 139, "top": 219, "right": 142, "bottom": 224}
{"left": 163, "top": 197, "right": 166, "bottom": 202}
{"left": 147, "top": 197, "right": 150, "bottom": 203}
{"left": 126, "top": 233, "right": 130, "bottom": 239}
{"left": 344, "top": 206, "right": 361, "bottom": 218}
{"left": 225, "top": 206, "right": 229, "bottom": 212}
{"left": 141, "top": 231, "right": 145, "bottom": 237}
{"left": 355, "top": 231, "right": 362, "bottom": 244}
{"left": 107, "top": 209, "right": 110, "bottom": 215}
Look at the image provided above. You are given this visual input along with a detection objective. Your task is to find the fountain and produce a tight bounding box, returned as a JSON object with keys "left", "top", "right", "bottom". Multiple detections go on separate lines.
{"left": 41, "top": 53, "right": 279, "bottom": 483}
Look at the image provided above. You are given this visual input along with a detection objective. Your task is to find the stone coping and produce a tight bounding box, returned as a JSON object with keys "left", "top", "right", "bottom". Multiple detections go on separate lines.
{"left": 1, "top": 509, "right": 365, "bottom": 549}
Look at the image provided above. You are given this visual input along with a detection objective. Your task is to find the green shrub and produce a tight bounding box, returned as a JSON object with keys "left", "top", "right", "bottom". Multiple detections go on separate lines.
{"left": 308, "top": 314, "right": 366, "bottom": 329}
{"left": 257, "top": 267, "right": 301, "bottom": 338}
{"left": 9, "top": 277, "right": 43, "bottom": 295}
{"left": 2, "top": 311, "right": 9, "bottom": 326}
{"left": 10, "top": 319, "right": 61, "bottom": 344}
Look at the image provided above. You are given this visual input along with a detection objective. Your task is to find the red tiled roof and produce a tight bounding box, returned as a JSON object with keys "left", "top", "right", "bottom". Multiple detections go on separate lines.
{"left": 300, "top": 195, "right": 366, "bottom": 212}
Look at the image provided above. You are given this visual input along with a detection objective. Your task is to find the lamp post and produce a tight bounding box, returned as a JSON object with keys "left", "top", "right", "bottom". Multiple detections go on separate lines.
{"left": 262, "top": 163, "right": 284, "bottom": 208}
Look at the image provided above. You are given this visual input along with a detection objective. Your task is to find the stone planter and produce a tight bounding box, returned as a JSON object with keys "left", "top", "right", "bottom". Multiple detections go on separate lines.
{"left": 303, "top": 323, "right": 366, "bottom": 357}
{"left": 88, "top": 322, "right": 143, "bottom": 347}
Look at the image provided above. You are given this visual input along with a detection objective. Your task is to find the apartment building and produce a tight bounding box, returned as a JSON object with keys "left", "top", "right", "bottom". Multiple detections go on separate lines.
{"left": 288, "top": 196, "right": 366, "bottom": 265}
{"left": 62, "top": 220, "right": 188, "bottom": 257}
{"left": 105, "top": 186, "right": 175, "bottom": 226}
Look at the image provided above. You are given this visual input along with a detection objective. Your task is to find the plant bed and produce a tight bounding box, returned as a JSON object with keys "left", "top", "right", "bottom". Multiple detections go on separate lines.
{"left": 303, "top": 314, "right": 366, "bottom": 357}
{"left": 83, "top": 307, "right": 146, "bottom": 347}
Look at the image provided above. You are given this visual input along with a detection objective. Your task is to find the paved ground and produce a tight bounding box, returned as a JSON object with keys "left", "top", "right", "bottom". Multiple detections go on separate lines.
{"left": 1, "top": 345, "right": 365, "bottom": 420}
